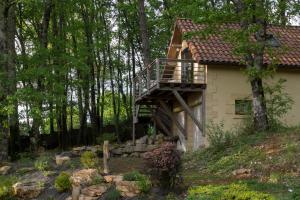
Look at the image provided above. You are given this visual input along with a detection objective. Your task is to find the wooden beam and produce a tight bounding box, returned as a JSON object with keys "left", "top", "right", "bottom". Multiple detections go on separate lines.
{"left": 153, "top": 115, "right": 172, "bottom": 136}
{"left": 172, "top": 90, "right": 203, "bottom": 132}
{"left": 159, "top": 100, "right": 187, "bottom": 144}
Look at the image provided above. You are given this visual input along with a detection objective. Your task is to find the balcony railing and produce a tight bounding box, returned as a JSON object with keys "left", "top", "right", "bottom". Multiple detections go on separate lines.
{"left": 133, "top": 58, "right": 207, "bottom": 101}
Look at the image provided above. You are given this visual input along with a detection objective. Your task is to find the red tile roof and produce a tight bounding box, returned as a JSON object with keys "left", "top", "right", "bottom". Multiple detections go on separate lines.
{"left": 176, "top": 18, "right": 300, "bottom": 67}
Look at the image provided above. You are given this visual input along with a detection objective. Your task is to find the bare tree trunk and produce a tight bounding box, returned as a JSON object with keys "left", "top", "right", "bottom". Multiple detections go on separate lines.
{"left": 0, "top": 0, "right": 19, "bottom": 160}
{"left": 138, "top": 0, "right": 151, "bottom": 66}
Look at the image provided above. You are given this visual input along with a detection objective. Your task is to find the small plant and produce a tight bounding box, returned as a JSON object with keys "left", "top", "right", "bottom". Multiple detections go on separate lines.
{"left": 187, "top": 183, "right": 275, "bottom": 200}
{"left": 0, "top": 176, "right": 17, "bottom": 200}
{"left": 34, "top": 156, "right": 50, "bottom": 171}
{"left": 54, "top": 172, "right": 71, "bottom": 192}
{"left": 105, "top": 187, "right": 121, "bottom": 200}
{"left": 80, "top": 151, "right": 100, "bottom": 169}
{"left": 206, "top": 121, "right": 235, "bottom": 150}
{"left": 91, "top": 174, "right": 104, "bottom": 185}
{"left": 166, "top": 193, "right": 178, "bottom": 200}
{"left": 123, "top": 171, "right": 151, "bottom": 193}
{"left": 143, "top": 142, "right": 181, "bottom": 189}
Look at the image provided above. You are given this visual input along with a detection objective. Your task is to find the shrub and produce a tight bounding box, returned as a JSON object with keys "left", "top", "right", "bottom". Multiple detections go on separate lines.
{"left": 105, "top": 187, "right": 121, "bottom": 200}
{"left": 143, "top": 142, "right": 181, "bottom": 189}
{"left": 0, "top": 176, "right": 17, "bottom": 200}
{"left": 91, "top": 174, "right": 104, "bottom": 185}
{"left": 80, "top": 151, "right": 100, "bottom": 169}
{"left": 187, "top": 183, "right": 275, "bottom": 200}
{"left": 54, "top": 172, "right": 71, "bottom": 192}
{"left": 206, "top": 121, "right": 235, "bottom": 149}
{"left": 34, "top": 156, "right": 50, "bottom": 171}
{"left": 123, "top": 171, "right": 151, "bottom": 193}
{"left": 264, "top": 79, "right": 294, "bottom": 130}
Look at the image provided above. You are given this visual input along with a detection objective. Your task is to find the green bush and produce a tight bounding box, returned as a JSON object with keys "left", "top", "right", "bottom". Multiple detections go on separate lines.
{"left": 80, "top": 151, "right": 100, "bottom": 169}
{"left": 187, "top": 183, "right": 275, "bottom": 200}
{"left": 54, "top": 172, "right": 71, "bottom": 192}
{"left": 34, "top": 156, "right": 50, "bottom": 171}
{"left": 105, "top": 187, "right": 121, "bottom": 200}
{"left": 0, "top": 175, "right": 17, "bottom": 200}
{"left": 206, "top": 121, "right": 235, "bottom": 150}
{"left": 123, "top": 171, "right": 151, "bottom": 193}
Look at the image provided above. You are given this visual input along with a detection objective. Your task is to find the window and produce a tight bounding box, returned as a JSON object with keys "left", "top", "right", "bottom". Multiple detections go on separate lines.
{"left": 235, "top": 100, "right": 252, "bottom": 115}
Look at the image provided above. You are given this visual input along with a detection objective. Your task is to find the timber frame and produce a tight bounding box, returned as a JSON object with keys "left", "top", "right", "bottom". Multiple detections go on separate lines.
{"left": 132, "top": 58, "right": 207, "bottom": 149}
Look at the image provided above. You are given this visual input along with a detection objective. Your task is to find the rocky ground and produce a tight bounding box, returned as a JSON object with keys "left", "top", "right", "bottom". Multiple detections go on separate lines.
{"left": 0, "top": 134, "right": 175, "bottom": 200}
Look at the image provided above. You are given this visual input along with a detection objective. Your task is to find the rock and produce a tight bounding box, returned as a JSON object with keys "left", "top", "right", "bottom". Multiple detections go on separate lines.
{"left": 103, "top": 175, "right": 123, "bottom": 183}
{"left": 146, "top": 144, "right": 159, "bottom": 151}
{"left": 123, "top": 145, "right": 134, "bottom": 154}
{"left": 116, "top": 181, "right": 141, "bottom": 198}
{"left": 86, "top": 145, "right": 101, "bottom": 153}
{"left": 81, "top": 184, "right": 109, "bottom": 197}
{"left": 136, "top": 135, "right": 148, "bottom": 144}
{"left": 12, "top": 172, "right": 48, "bottom": 199}
{"left": 130, "top": 152, "right": 140, "bottom": 157}
{"left": 232, "top": 168, "right": 252, "bottom": 178}
{"left": 0, "top": 165, "right": 11, "bottom": 175}
{"left": 122, "top": 154, "right": 129, "bottom": 158}
{"left": 55, "top": 155, "right": 71, "bottom": 166}
{"left": 71, "top": 169, "right": 99, "bottom": 186}
{"left": 65, "top": 196, "right": 72, "bottom": 200}
{"left": 111, "top": 148, "right": 123, "bottom": 155}
{"left": 78, "top": 194, "right": 98, "bottom": 200}
{"left": 134, "top": 143, "right": 147, "bottom": 152}
{"left": 73, "top": 146, "right": 87, "bottom": 155}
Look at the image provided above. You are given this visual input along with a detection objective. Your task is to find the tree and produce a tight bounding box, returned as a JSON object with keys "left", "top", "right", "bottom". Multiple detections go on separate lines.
{"left": 0, "top": 0, "right": 19, "bottom": 160}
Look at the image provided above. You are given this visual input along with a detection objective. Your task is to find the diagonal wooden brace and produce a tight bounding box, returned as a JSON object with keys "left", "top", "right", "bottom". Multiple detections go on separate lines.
{"left": 172, "top": 90, "right": 203, "bottom": 132}
{"left": 159, "top": 100, "right": 187, "bottom": 144}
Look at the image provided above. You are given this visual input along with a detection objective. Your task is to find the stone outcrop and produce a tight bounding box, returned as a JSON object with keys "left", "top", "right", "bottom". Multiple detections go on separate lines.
{"left": 111, "top": 134, "right": 168, "bottom": 157}
{"left": 12, "top": 172, "right": 49, "bottom": 199}
{"left": 70, "top": 169, "right": 99, "bottom": 186}
{"left": 116, "top": 180, "right": 141, "bottom": 198}
{"left": 80, "top": 184, "right": 109, "bottom": 199}
{"left": 55, "top": 155, "right": 71, "bottom": 166}
{"left": 103, "top": 175, "right": 123, "bottom": 183}
{"left": 0, "top": 165, "right": 11, "bottom": 175}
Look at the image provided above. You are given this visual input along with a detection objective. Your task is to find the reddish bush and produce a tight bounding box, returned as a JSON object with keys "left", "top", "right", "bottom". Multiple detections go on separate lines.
{"left": 143, "top": 142, "right": 181, "bottom": 188}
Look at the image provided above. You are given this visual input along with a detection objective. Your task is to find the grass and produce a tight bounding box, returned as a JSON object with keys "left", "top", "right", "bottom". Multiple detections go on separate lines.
{"left": 182, "top": 126, "right": 300, "bottom": 199}
{"left": 0, "top": 175, "right": 17, "bottom": 200}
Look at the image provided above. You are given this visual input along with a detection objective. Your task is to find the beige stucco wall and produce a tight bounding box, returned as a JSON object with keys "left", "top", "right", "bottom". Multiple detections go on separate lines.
{"left": 206, "top": 65, "right": 300, "bottom": 131}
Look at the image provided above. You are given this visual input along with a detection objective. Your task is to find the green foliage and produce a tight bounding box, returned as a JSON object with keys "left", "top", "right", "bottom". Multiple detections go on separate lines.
{"left": 0, "top": 176, "right": 17, "bottom": 200}
{"left": 105, "top": 187, "right": 121, "bottom": 200}
{"left": 187, "top": 183, "right": 275, "bottom": 200}
{"left": 54, "top": 172, "right": 71, "bottom": 192}
{"left": 123, "top": 171, "right": 151, "bottom": 193}
{"left": 80, "top": 151, "right": 100, "bottom": 169}
{"left": 206, "top": 121, "right": 236, "bottom": 150}
{"left": 34, "top": 156, "right": 50, "bottom": 171}
{"left": 264, "top": 79, "right": 294, "bottom": 129}
{"left": 91, "top": 174, "right": 104, "bottom": 185}
{"left": 165, "top": 193, "right": 178, "bottom": 200}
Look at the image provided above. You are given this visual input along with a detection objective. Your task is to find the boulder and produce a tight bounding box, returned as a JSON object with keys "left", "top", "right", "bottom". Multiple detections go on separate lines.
{"left": 146, "top": 144, "right": 159, "bottom": 151}
{"left": 232, "top": 168, "right": 252, "bottom": 178}
{"left": 103, "top": 175, "right": 123, "bottom": 183}
{"left": 72, "top": 146, "right": 87, "bottom": 155}
{"left": 86, "top": 145, "right": 101, "bottom": 153}
{"left": 130, "top": 152, "right": 140, "bottom": 157}
{"left": 123, "top": 145, "right": 134, "bottom": 154}
{"left": 0, "top": 165, "right": 11, "bottom": 175}
{"left": 71, "top": 169, "right": 99, "bottom": 186}
{"left": 111, "top": 148, "right": 123, "bottom": 155}
{"left": 55, "top": 155, "right": 71, "bottom": 166}
{"left": 12, "top": 172, "right": 48, "bottom": 199}
{"left": 116, "top": 181, "right": 141, "bottom": 198}
{"left": 134, "top": 143, "right": 147, "bottom": 152}
{"left": 136, "top": 135, "right": 148, "bottom": 144}
{"left": 81, "top": 184, "right": 109, "bottom": 197}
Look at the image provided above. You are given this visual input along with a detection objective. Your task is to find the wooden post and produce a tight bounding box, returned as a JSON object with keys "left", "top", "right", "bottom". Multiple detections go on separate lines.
{"left": 156, "top": 59, "right": 160, "bottom": 86}
{"left": 72, "top": 185, "right": 81, "bottom": 200}
{"left": 103, "top": 141, "right": 109, "bottom": 174}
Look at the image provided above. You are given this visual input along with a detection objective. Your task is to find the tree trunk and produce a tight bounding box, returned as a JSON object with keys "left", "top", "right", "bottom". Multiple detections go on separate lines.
{"left": 138, "top": 0, "right": 151, "bottom": 66}
{"left": 0, "top": 0, "right": 19, "bottom": 160}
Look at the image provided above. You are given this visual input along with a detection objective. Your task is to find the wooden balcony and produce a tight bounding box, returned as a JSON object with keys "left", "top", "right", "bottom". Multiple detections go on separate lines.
{"left": 133, "top": 58, "right": 207, "bottom": 104}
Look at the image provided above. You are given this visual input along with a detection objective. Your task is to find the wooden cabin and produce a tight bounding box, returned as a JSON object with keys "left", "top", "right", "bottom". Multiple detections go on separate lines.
{"left": 133, "top": 18, "right": 300, "bottom": 151}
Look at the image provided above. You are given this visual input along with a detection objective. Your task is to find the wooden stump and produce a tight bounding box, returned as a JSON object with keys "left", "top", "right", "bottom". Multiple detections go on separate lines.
{"left": 103, "top": 141, "right": 110, "bottom": 174}
{"left": 72, "top": 184, "right": 81, "bottom": 200}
